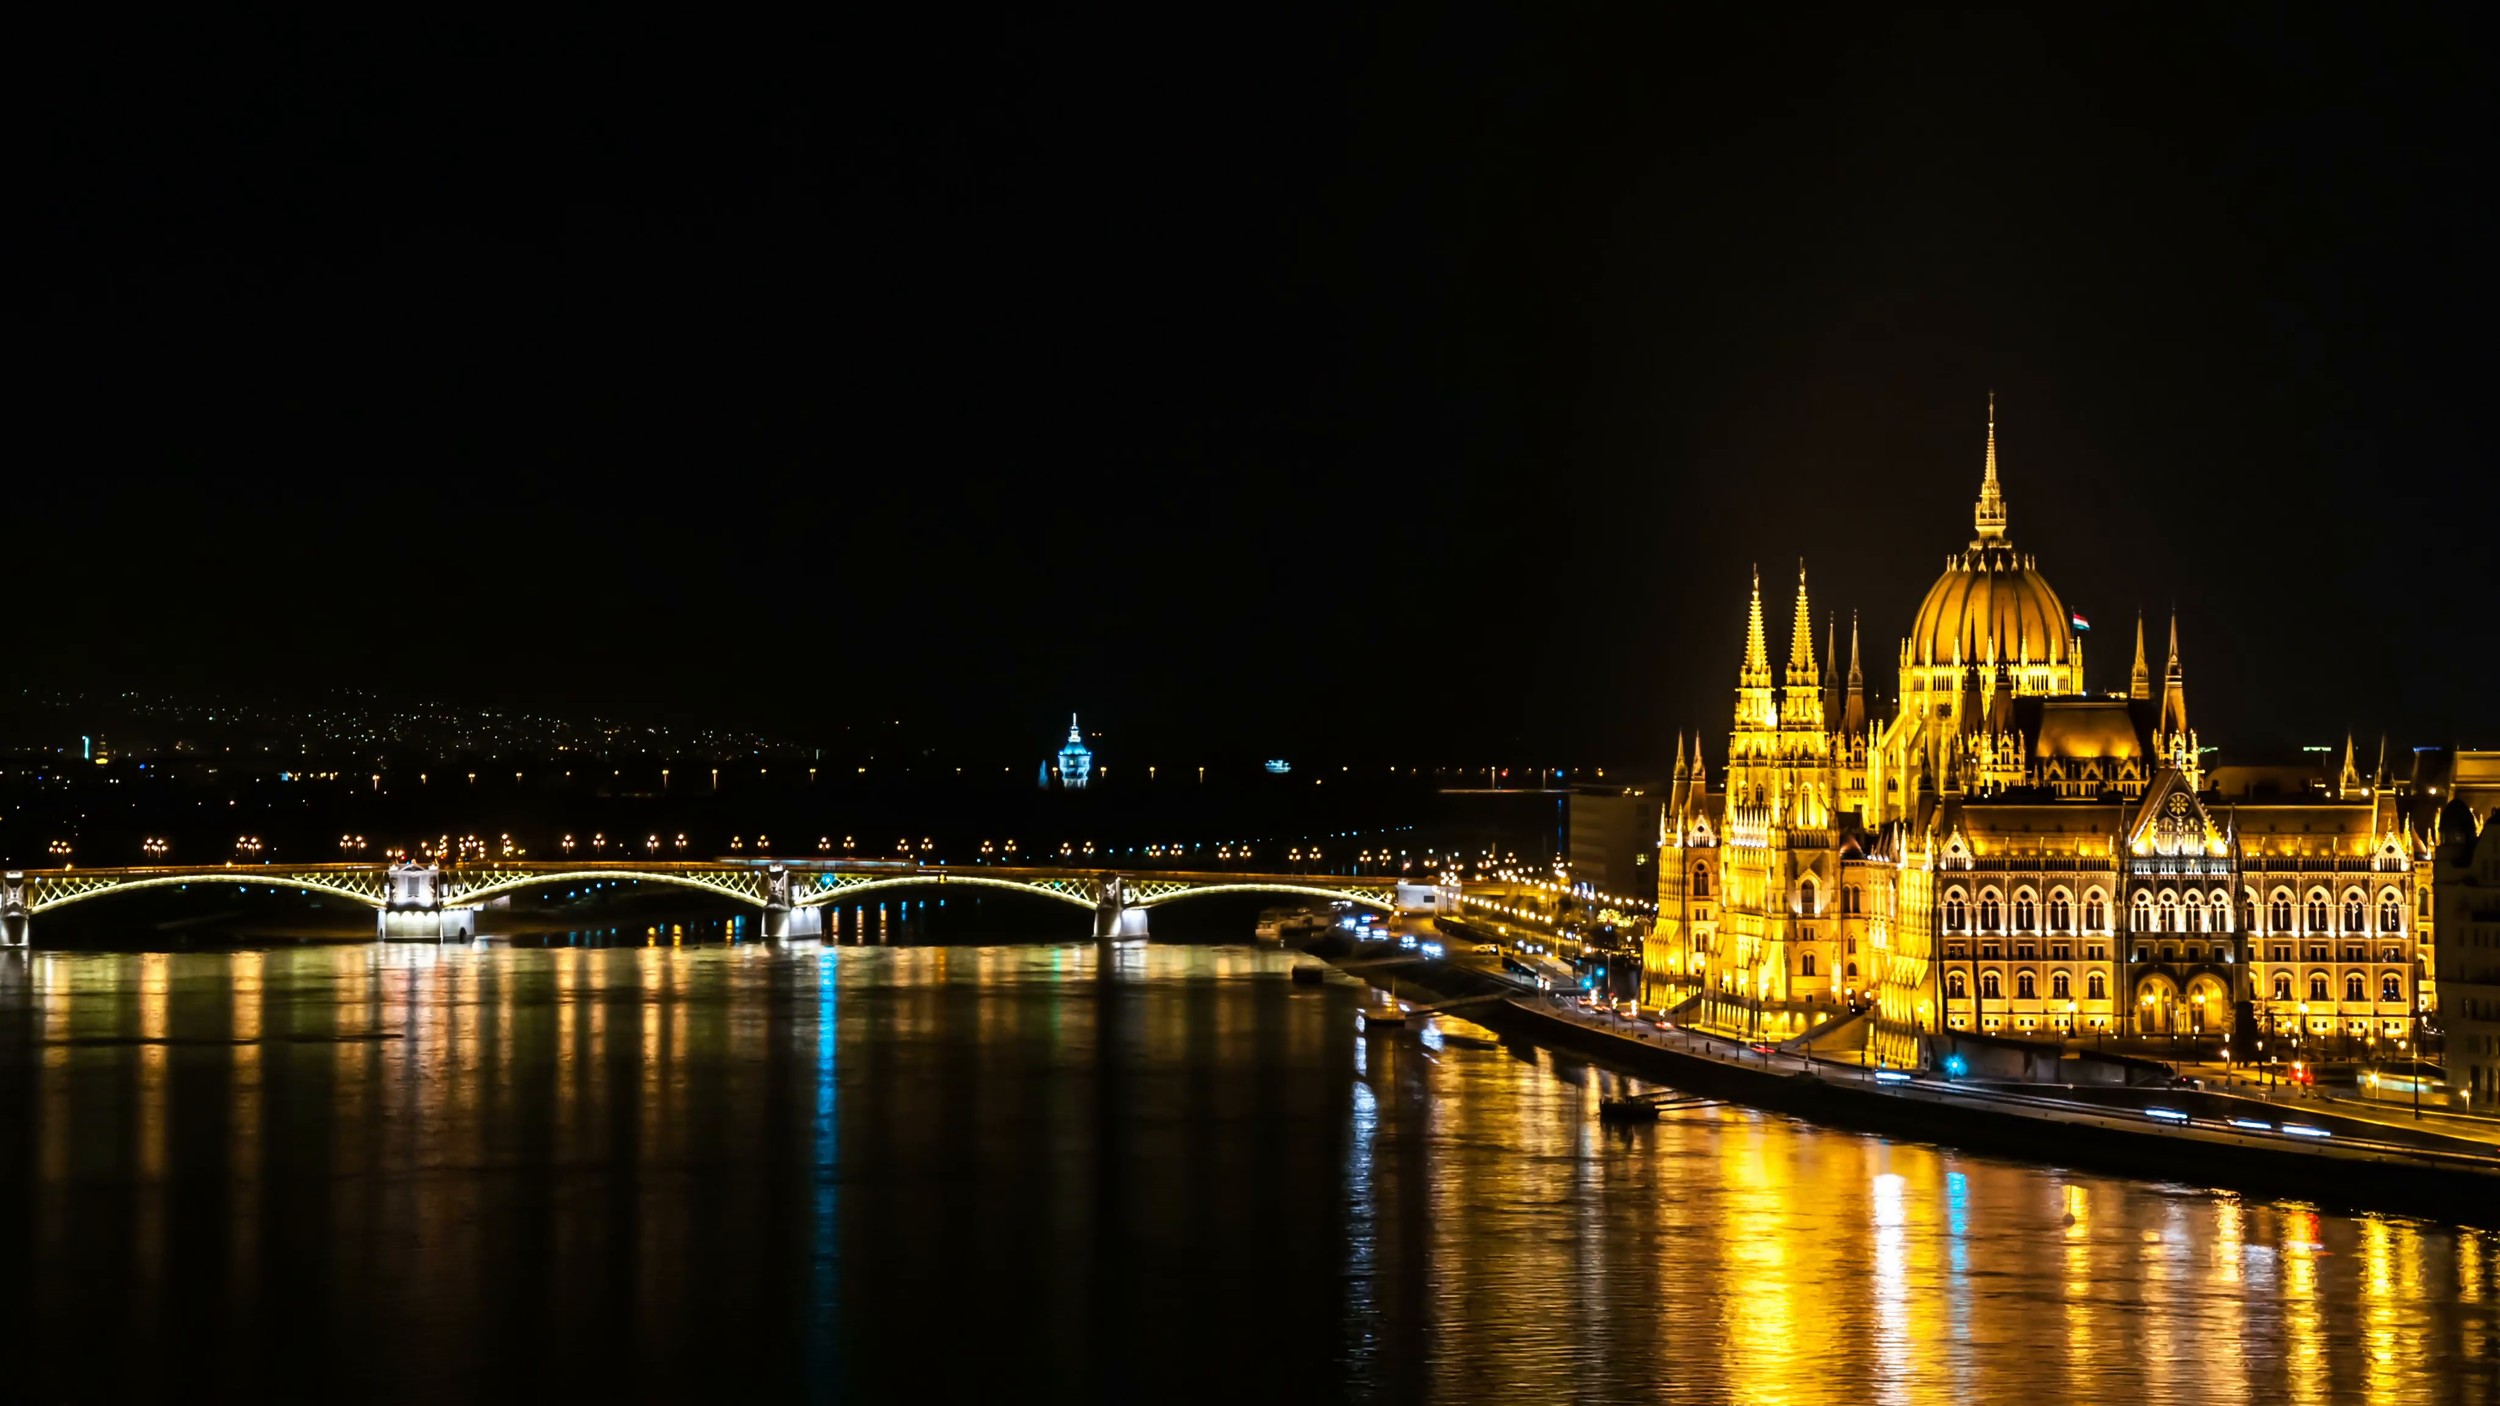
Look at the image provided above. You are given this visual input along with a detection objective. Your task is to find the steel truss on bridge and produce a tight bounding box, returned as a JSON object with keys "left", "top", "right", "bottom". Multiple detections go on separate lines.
{"left": 0, "top": 860, "right": 1422, "bottom": 945}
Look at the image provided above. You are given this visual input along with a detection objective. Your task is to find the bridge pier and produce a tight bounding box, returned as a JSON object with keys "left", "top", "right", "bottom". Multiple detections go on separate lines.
{"left": 2, "top": 873, "right": 28, "bottom": 948}
{"left": 760, "top": 866, "right": 825, "bottom": 940}
{"left": 377, "top": 862, "right": 479, "bottom": 941}
{"left": 1093, "top": 875, "right": 1149, "bottom": 942}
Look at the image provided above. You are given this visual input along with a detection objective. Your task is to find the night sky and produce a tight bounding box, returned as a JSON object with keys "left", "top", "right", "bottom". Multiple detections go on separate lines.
{"left": 26, "top": 11, "right": 2495, "bottom": 767}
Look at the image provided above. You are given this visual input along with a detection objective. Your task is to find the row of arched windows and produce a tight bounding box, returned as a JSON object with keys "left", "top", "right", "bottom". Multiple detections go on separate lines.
{"left": 1942, "top": 887, "right": 2108, "bottom": 934}
{"left": 1948, "top": 970, "right": 2108, "bottom": 1001}
{"left": 2269, "top": 972, "right": 2404, "bottom": 1004}
{"left": 2261, "top": 887, "right": 2404, "bottom": 936}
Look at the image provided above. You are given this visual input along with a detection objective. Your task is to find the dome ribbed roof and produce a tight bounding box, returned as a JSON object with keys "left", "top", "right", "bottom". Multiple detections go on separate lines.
{"left": 1910, "top": 543, "right": 2070, "bottom": 667}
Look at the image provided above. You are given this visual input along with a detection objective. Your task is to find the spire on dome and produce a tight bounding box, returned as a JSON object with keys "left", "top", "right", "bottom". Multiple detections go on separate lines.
{"left": 1974, "top": 392, "right": 2008, "bottom": 543}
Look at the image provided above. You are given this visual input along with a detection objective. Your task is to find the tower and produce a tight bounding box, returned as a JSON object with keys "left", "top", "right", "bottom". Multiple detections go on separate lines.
{"left": 2130, "top": 613, "right": 2151, "bottom": 701}
{"left": 1056, "top": 714, "right": 1094, "bottom": 789}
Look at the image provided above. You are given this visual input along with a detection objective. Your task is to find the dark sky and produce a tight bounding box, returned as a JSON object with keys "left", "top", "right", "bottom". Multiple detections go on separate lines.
{"left": 25, "top": 9, "right": 2496, "bottom": 767}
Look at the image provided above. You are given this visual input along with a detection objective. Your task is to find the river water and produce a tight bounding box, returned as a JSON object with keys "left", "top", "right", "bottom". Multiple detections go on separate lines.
{"left": 0, "top": 939, "right": 2492, "bottom": 1403}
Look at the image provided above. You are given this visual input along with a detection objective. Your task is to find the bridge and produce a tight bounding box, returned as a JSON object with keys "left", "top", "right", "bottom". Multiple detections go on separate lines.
{"left": 0, "top": 860, "right": 1449, "bottom": 945}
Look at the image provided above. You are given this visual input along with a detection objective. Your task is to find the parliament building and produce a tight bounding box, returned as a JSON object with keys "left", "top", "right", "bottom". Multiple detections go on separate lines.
{"left": 1644, "top": 404, "right": 2479, "bottom": 1074}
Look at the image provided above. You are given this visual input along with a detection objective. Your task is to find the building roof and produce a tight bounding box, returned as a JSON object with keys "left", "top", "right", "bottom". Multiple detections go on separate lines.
{"left": 2030, "top": 700, "right": 2146, "bottom": 760}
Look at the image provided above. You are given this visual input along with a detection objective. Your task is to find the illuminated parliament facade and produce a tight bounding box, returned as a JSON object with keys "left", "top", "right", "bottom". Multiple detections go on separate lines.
{"left": 1644, "top": 405, "right": 2461, "bottom": 1073}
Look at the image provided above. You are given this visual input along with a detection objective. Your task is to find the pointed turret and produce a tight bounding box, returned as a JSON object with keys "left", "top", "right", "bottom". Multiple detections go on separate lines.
{"left": 2338, "top": 732, "right": 2361, "bottom": 798}
{"left": 1783, "top": 562, "right": 1825, "bottom": 733}
{"left": 2159, "top": 612, "right": 2188, "bottom": 739}
{"left": 1840, "top": 612, "right": 1866, "bottom": 736}
{"left": 1786, "top": 561, "right": 1817, "bottom": 684}
{"left": 1669, "top": 733, "right": 1690, "bottom": 817}
{"left": 1737, "top": 567, "right": 1775, "bottom": 730}
{"left": 2129, "top": 612, "right": 2151, "bottom": 701}
{"left": 1973, "top": 392, "right": 2008, "bottom": 543}
{"left": 1742, "top": 566, "right": 1771, "bottom": 683}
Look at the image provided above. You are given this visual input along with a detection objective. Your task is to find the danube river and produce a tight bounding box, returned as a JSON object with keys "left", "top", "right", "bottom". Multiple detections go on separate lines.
{"left": 0, "top": 939, "right": 2492, "bottom": 1402}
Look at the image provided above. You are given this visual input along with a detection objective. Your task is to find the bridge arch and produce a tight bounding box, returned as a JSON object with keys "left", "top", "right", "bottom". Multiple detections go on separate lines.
{"left": 1126, "top": 882, "right": 1395, "bottom": 913}
{"left": 791, "top": 875, "right": 1097, "bottom": 910}
{"left": 28, "top": 872, "right": 391, "bottom": 914}
{"left": 439, "top": 868, "right": 773, "bottom": 909}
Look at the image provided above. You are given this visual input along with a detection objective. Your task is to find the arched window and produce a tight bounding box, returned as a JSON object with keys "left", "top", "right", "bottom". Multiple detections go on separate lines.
{"left": 2131, "top": 892, "right": 2154, "bottom": 932}
{"left": 2015, "top": 892, "right": 2038, "bottom": 932}
{"left": 1944, "top": 892, "right": 1968, "bottom": 932}
{"left": 1980, "top": 891, "right": 2003, "bottom": 932}
{"left": 2017, "top": 971, "right": 2037, "bottom": 999}
{"left": 2085, "top": 891, "right": 2107, "bottom": 931}
{"left": 2049, "top": 892, "right": 2072, "bottom": 932}
{"left": 2381, "top": 973, "right": 2402, "bottom": 1003}
{"left": 2184, "top": 892, "right": 2206, "bottom": 932}
{"left": 2420, "top": 889, "right": 2432, "bottom": 918}
{"left": 1692, "top": 863, "right": 1710, "bottom": 898}
{"left": 1846, "top": 962, "right": 1859, "bottom": 978}
{"left": 1800, "top": 952, "right": 1817, "bottom": 977}
{"left": 2343, "top": 893, "right": 2365, "bottom": 933}
{"left": 1947, "top": 971, "right": 1967, "bottom": 998}
{"left": 2270, "top": 892, "right": 2293, "bottom": 932}
{"left": 2345, "top": 973, "right": 2365, "bottom": 1003}
{"left": 2158, "top": 892, "right": 2180, "bottom": 933}
{"left": 2306, "top": 892, "right": 2329, "bottom": 933}
{"left": 2379, "top": 891, "right": 2403, "bottom": 934}
{"left": 2051, "top": 971, "right": 2071, "bottom": 999}
{"left": 1981, "top": 971, "right": 2001, "bottom": 999}
{"left": 2212, "top": 890, "right": 2234, "bottom": 931}
{"left": 2272, "top": 973, "right": 2292, "bottom": 1001}
{"left": 1799, "top": 878, "right": 1818, "bottom": 915}
{"left": 1845, "top": 885, "right": 1863, "bottom": 915}
{"left": 2087, "top": 972, "right": 2107, "bottom": 1000}
{"left": 2309, "top": 974, "right": 2329, "bottom": 1002}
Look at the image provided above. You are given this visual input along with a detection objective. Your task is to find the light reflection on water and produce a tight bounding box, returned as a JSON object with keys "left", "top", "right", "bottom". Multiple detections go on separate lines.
{"left": 0, "top": 942, "right": 2493, "bottom": 1403}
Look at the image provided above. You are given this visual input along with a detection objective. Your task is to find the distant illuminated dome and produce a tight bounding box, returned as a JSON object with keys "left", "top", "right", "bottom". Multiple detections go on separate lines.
{"left": 1057, "top": 714, "right": 1093, "bottom": 789}
{"left": 1264, "top": 759, "right": 1292, "bottom": 774}
{"left": 1901, "top": 399, "right": 2083, "bottom": 708}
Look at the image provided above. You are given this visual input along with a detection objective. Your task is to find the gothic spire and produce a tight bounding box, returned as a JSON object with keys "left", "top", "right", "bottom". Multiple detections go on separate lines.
{"left": 1974, "top": 392, "right": 2008, "bottom": 543}
{"left": 1741, "top": 565, "right": 1771, "bottom": 685}
{"left": 1841, "top": 611, "right": 1867, "bottom": 736}
{"left": 2158, "top": 611, "right": 2189, "bottom": 739}
{"left": 1787, "top": 562, "right": 1816, "bottom": 678}
{"left": 2129, "top": 612, "right": 2151, "bottom": 701}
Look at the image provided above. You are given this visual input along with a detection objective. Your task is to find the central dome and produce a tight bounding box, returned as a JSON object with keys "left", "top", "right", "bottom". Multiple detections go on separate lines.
{"left": 1910, "top": 543, "right": 2072, "bottom": 668}
{"left": 1901, "top": 398, "right": 2080, "bottom": 682}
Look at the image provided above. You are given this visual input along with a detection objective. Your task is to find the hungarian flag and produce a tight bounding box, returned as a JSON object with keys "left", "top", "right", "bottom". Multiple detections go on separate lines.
{"left": 2070, "top": 612, "right": 2091, "bottom": 632}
